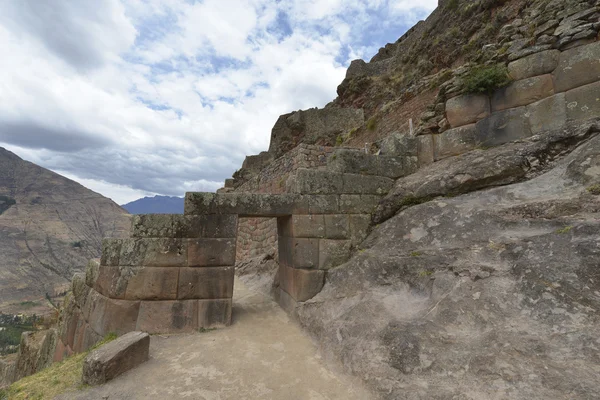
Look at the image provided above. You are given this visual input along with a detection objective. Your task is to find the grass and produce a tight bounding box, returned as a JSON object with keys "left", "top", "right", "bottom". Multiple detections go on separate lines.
{"left": 366, "top": 117, "right": 378, "bottom": 131}
{"left": 2, "top": 333, "right": 117, "bottom": 400}
{"left": 555, "top": 226, "right": 573, "bottom": 234}
{"left": 463, "top": 64, "right": 511, "bottom": 95}
{"left": 587, "top": 184, "right": 600, "bottom": 195}
{"left": 410, "top": 251, "right": 422, "bottom": 257}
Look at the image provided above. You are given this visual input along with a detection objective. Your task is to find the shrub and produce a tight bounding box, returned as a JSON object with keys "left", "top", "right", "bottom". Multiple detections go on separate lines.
{"left": 366, "top": 117, "right": 377, "bottom": 131}
{"left": 463, "top": 64, "right": 511, "bottom": 94}
{"left": 587, "top": 184, "right": 600, "bottom": 195}
{"left": 446, "top": 0, "right": 459, "bottom": 10}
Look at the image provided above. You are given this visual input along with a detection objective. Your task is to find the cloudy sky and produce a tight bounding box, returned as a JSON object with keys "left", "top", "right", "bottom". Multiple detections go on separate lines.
{"left": 0, "top": 0, "right": 436, "bottom": 205}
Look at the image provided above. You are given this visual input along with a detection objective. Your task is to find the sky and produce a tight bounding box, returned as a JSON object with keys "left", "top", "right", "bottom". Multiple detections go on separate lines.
{"left": 0, "top": 0, "right": 437, "bottom": 205}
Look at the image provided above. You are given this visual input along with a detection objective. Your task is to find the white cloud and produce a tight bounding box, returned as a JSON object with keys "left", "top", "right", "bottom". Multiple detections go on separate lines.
{"left": 0, "top": 0, "right": 436, "bottom": 202}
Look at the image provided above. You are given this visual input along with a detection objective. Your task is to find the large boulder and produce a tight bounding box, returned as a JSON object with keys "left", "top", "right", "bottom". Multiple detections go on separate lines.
{"left": 82, "top": 331, "right": 150, "bottom": 386}
{"left": 445, "top": 94, "right": 491, "bottom": 128}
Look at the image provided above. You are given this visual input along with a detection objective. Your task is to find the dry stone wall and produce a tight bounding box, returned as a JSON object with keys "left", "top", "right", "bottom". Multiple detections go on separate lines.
{"left": 419, "top": 39, "right": 600, "bottom": 164}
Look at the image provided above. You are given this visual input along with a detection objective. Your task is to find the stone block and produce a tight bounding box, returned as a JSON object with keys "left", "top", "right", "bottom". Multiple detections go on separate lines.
{"left": 85, "top": 291, "right": 140, "bottom": 336}
{"left": 280, "top": 215, "right": 325, "bottom": 238}
{"left": 435, "top": 124, "right": 478, "bottom": 160}
{"left": 136, "top": 300, "right": 198, "bottom": 334}
{"left": 527, "top": 93, "right": 567, "bottom": 135}
{"left": 324, "top": 215, "right": 349, "bottom": 239}
{"left": 328, "top": 149, "right": 417, "bottom": 179}
{"left": 275, "top": 287, "right": 298, "bottom": 317}
{"left": 378, "top": 133, "right": 418, "bottom": 156}
{"left": 554, "top": 41, "right": 600, "bottom": 93}
{"left": 474, "top": 106, "right": 532, "bottom": 147}
{"left": 319, "top": 239, "right": 352, "bottom": 269}
{"left": 72, "top": 318, "right": 87, "bottom": 354}
{"left": 187, "top": 238, "right": 236, "bottom": 267}
{"left": 278, "top": 264, "right": 325, "bottom": 302}
{"left": 445, "top": 94, "right": 491, "bottom": 127}
{"left": 131, "top": 214, "right": 174, "bottom": 238}
{"left": 566, "top": 81, "right": 600, "bottom": 122}
{"left": 291, "top": 169, "right": 344, "bottom": 194}
{"left": 176, "top": 214, "right": 238, "bottom": 238}
{"left": 198, "top": 299, "right": 232, "bottom": 329}
{"left": 341, "top": 173, "right": 394, "bottom": 195}
{"left": 307, "top": 195, "right": 339, "bottom": 215}
{"left": 95, "top": 266, "right": 179, "bottom": 301}
{"left": 82, "top": 331, "right": 150, "bottom": 386}
{"left": 348, "top": 214, "right": 371, "bottom": 245}
{"left": 101, "top": 239, "right": 122, "bottom": 266}
{"left": 508, "top": 50, "right": 560, "bottom": 80}
{"left": 85, "top": 259, "right": 100, "bottom": 288}
{"left": 278, "top": 237, "right": 320, "bottom": 269}
{"left": 178, "top": 267, "right": 234, "bottom": 300}
{"left": 61, "top": 304, "right": 81, "bottom": 349}
{"left": 185, "top": 192, "right": 300, "bottom": 217}
{"left": 339, "top": 195, "right": 381, "bottom": 214}
{"left": 119, "top": 238, "right": 186, "bottom": 268}
{"left": 417, "top": 135, "right": 435, "bottom": 167}
{"left": 491, "top": 74, "right": 555, "bottom": 112}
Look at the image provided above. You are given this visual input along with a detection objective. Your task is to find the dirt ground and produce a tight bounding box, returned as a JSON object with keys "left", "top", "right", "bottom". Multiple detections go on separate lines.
{"left": 57, "top": 278, "right": 373, "bottom": 400}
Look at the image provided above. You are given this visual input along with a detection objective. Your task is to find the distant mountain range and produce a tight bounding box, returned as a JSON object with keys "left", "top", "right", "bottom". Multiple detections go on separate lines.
{"left": 0, "top": 147, "right": 131, "bottom": 311}
{"left": 121, "top": 195, "right": 184, "bottom": 214}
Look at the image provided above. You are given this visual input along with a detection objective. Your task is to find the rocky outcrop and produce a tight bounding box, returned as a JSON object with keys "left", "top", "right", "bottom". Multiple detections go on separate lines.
{"left": 295, "top": 118, "right": 600, "bottom": 399}
{"left": 12, "top": 329, "right": 57, "bottom": 382}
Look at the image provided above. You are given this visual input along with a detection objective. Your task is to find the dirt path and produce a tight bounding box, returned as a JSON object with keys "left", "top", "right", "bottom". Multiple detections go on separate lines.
{"left": 58, "top": 278, "right": 373, "bottom": 400}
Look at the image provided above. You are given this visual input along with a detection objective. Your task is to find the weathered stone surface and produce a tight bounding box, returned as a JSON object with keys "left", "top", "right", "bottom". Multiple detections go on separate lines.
{"left": 507, "top": 44, "right": 553, "bottom": 62}
{"left": 0, "top": 356, "right": 16, "bottom": 388}
{"left": 185, "top": 192, "right": 301, "bottom": 216}
{"left": 95, "top": 266, "right": 179, "bottom": 300}
{"left": 119, "top": 238, "right": 186, "bottom": 268}
{"left": 132, "top": 214, "right": 238, "bottom": 238}
{"left": 290, "top": 169, "right": 343, "bottom": 194}
{"left": 85, "top": 258, "right": 101, "bottom": 288}
{"left": 341, "top": 173, "right": 394, "bottom": 195}
{"left": 374, "top": 119, "right": 600, "bottom": 224}
{"left": 445, "top": 94, "right": 490, "bottom": 128}
{"left": 85, "top": 290, "right": 140, "bottom": 336}
{"left": 72, "top": 272, "right": 90, "bottom": 307}
{"left": 319, "top": 239, "right": 352, "bottom": 270}
{"left": 178, "top": 267, "right": 234, "bottom": 299}
{"left": 435, "top": 124, "right": 477, "bottom": 160}
{"left": 324, "top": 215, "right": 349, "bottom": 239}
{"left": 278, "top": 237, "right": 320, "bottom": 269}
{"left": 328, "top": 149, "right": 418, "bottom": 179}
{"left": 566, "top": 81, "right": 600, "bottom": 122}
{"left": 298, "top": 122, "right": 600, "bottom": 400}
{"left": 417, "top": 135, "right": 435, "bottom": 166}
{"left": 13, "top": 329, "right": 57, "bottom": 381}
{"left": 527, "top": 93, "right": 567, "bottom": 135}
{"left": 82, "top": 331, "right": 150, "bottom": 386}
{"left": 136, "top": 300, "right": 198, "bottom": 334}
{"left": 348, "top": 214, "right": 371, "bottom": 246}
{"left": 278, "top": 215, "right": 325, "bottom": 238}
{"left": 378, "top": 133, "right": 418, "bottom": 156}
{"left": 198, "top": 299, "right": 232, "bottom": 328}
{"left": 101, "top": 239, "right": 122, "bottom": 267}
{"left": 268, "top": 107, "right": 364, "bottom": 158}
{"left": 338, "top": 195, "right": 381, "bottom": 214}
{"left": 187, "top": 238, "right": 236, "bottom": 267}
{"left": 278, "top": 264, "right": 325, "bottom": 302}
{"left": 491, "top": 74, "right": 555, "bottom": 112}
{"left": 554, "top": 41, "right": 600, "bottom": 93}
{"left": 474, "top": 106, "right": 532, "bottom": 147}
{"left": 508, "top": 50, "right": 560, "bottom": 81}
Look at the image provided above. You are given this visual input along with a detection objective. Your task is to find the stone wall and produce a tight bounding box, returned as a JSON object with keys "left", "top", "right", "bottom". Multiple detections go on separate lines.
{"left": 420, "top": 39, "right": 600, "bottom": 164}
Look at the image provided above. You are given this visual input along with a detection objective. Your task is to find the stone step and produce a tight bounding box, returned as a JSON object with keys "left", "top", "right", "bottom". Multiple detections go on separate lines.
{"left": 288, "top": 169, "right": 394, "bottom": 195}
{"left": 327, "top": 148, "right": 418, "bottom": 179}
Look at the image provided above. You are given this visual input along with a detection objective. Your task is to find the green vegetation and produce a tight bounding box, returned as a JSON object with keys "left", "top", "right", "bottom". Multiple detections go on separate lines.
{"left": 446, "top": 0, "right": 459, "bottom": 11}
{"left": 587, "top": 184, "right": 600, "bottom": 195}
{"left": 71, "top": 241, "right": 83, "bottom": 248}
{"left": 418, "top": 270, "right": 433, "bottom": 277}
{"left": 0, "top": 195, "right": 16, "bottom": 215}
{"left": 2, "top": 334, "right": 117, "bottom": 400}
{"left": 410, "top": 251, "right": 423, "bottom": 257}
{"left": 555, "top": 226, "right": 573, "bottom": 234}
{"left": 19, "top": 301, "right": 41, "bottom": 308}
{"left": 0, "top": 314, "right": 38, "bottom": 356}
{"left": 463, "top": 64, "right": 511, "bottom": 94}
{"left": 366, "top": 117, "right": 378, "bottom": 131}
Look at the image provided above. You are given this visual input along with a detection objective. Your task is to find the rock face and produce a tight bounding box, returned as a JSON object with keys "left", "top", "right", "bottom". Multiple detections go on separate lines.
{"left": 82, "top": 331, "right": 150, "bottom": 386}
{"left": 295, "top": 119, "right": 600, "bottom": 399}
{"left": 0, "top": 148, "right": 131, "bottom": 311}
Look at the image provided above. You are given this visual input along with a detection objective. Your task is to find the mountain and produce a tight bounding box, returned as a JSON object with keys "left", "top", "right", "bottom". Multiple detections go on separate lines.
{"left": 121, "top": 196, "right": 184, "bottom": 214}
{"left": 0, "top": 147, "right": 131, "bottom": 312}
